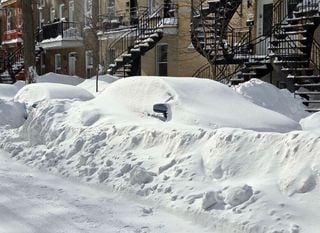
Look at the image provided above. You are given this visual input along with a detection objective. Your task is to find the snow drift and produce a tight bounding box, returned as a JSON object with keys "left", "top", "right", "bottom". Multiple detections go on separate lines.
{"left": 0, "top": 99, "right": 25, "bottom": 128}
{"left": 36, "top": 72, "right": 84, "bottom": 85}
{"left": 234, "top": 79, "right": 309, "bottom": 121}
{"left": 77, "top": 74, "right": 119, "bottom": 95}
{"left": 0, "top": 84, "right": 20, "bottom": 100}
{"left": 87, "top": 76, "right": 301, "bottom": 132}
{"left": 1, "top": 76, "right": 319, "bottom": 233}
{"left": 14, "top": 83, "right": 94, "bottom": 106}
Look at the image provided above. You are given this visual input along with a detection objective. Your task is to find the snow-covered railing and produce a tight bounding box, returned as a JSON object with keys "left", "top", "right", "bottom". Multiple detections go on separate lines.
{"left": 40, "top": 21, "right": 83, "bottom": 41}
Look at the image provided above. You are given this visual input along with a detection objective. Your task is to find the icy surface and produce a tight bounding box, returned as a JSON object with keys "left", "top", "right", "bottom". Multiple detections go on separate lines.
{"left": 1, "top": 76, "right": 319, "bottom": 232}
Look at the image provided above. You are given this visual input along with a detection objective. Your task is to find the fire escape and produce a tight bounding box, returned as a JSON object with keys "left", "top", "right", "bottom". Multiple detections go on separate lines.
{"left": 270, "top": 0, "right": 320, "bottom": 112}
{"left": 191, "top": 0, "right": 272, "bottom": 83}
{"left": 107, "top": 4, "right": 177, "bottom": 77}
{"left": 191, "top": 0, "right": 320, "bottom": 112}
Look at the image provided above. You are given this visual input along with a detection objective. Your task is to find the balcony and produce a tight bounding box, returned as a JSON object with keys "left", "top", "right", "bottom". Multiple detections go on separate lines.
{"left": 2, "top": 30, "right": 23, "bottom": 46}
{"left": 38, "top": 21, "right": 83, "bottom": 50}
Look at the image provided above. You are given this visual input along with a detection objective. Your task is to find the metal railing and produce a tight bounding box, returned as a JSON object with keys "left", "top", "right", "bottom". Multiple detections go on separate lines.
{"left": 311, "top": 39, "right": 320, "bottom": 72}
{"left": 107, "top": 4, "right": 178, "bottom": 68}
{"left": 40, "top": 21, "right": 83, "bottom": 41}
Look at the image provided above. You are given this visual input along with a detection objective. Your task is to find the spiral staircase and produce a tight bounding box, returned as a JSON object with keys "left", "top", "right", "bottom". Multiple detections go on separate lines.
{"left": 191, "top": 0, "right": 320, "bottom": 112}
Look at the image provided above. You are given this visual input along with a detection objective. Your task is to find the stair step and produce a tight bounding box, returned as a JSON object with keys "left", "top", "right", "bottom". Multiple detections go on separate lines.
{"left": 295, "top": 91, "right": 320, "bottom": 95}
{"left": 281, "top": 23, "right": 314, "bottom": 31}
{"left": 303, "top": 100, "right": 320, "bottom": 104}
{"left": 282, "top": 67, "right": 313, "bottom": 72}
{"left": 305, "top": 108, "right": 320, "bottom": 113}
{"left": 288, "top": 75, "right": 320, "bottom": 79}
{"left": 295, "top": 83, "right": 320, "bottom": 87}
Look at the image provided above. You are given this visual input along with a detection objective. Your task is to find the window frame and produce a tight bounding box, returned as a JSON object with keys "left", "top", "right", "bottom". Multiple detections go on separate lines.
{"left": 156, "top": 43, "right": 168, "bottom": 76}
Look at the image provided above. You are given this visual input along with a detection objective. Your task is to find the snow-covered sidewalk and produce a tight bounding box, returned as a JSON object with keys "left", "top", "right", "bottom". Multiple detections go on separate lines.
{"left": 0, "top": 149, "right": 211, "bottom": 233}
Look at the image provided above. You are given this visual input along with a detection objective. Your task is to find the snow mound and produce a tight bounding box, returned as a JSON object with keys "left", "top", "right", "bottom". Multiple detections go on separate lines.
{"left": 235, "top": 79, "right": 309, "bottom": 121}
{"left": 36, "top": 72, "right": 84, "bottom": 86}
{"left": 0, "top": 99, "right": 25, "bottom": 128}
{"left": 91, "top": 76, "right": 301, "bottom": 132}
{"left": 14, "top": 83, "right": 94, "bottom": 106}
{"left": 0, "top": 84, "right": 19, "bottom": 100}
{"left": 300, "top": 112, "right": 320, "bottom": 131}
{"left": 77, "top": 74, "right": 119, "bottom": 95}
{"left": 13, "top": 81, "right": 25, "bottom": 90}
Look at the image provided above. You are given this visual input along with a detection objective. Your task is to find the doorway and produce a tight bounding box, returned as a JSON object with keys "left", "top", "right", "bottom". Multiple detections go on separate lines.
{"left": 130, "top": 0, "right": 138, "bottom": 25}
{"left": 68, "top": 52, "right": 77, "bottom": 76}
{"left": 256, "top": 0, "right": 273, "bottom": 55}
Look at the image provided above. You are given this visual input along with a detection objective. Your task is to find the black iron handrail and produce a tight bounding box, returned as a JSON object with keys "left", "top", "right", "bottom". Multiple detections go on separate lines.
{"left": 40, "top": 21, "right": 82, "bottom": 41}
{"left": 311, "top": 39, "right": 320, "bottom": 72}
{"left": 108, "top": 4, "right": 178, "bottom": 67}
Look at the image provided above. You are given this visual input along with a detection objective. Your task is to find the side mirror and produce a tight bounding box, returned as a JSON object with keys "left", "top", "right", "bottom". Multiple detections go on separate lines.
{"left": 153, "top": 103, "right": 168, "bottom": 120}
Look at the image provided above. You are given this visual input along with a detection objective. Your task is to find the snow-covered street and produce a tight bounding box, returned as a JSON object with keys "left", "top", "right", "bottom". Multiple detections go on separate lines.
{"left": 0, "top": 149, "right": 211, "bottom": 233}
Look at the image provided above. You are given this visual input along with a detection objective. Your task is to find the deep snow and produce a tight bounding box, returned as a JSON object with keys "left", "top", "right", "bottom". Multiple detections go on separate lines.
{"left": 0, "top": 149, "right": 211, "bottom": 233}
{"left": 0, "top": 75, "right": 319, "bottom": 233}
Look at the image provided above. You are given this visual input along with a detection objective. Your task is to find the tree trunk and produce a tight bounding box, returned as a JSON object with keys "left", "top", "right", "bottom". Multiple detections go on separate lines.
{"left": 20, "top": 0, "right": 35, "bottom": 83}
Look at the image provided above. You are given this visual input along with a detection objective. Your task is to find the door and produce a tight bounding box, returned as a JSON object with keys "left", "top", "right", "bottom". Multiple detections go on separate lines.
{"left": 256, "top": 0, "right": 273, "bottom": 55}
{"left": 130, "top": 0, "right": 138, "bottom": 25}
{"left": 68, "top": 52, "right": 76, "bottom": 76}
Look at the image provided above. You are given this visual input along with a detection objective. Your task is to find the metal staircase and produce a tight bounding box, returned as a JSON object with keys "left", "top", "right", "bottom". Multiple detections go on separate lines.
{"left": 107, "top": 5, "right": 177, "bottom": 77}
{"left": 191, "top": 0, "right": 320, "bottom": 111}
{"left": 270, "top": 0, "right": 320, "bottom": 112}
{"left": 0, "top": 40, "right": 43, "bottom": 84}
{"left": 191, "top": 0, "right": 273, "bottom": 82}
{"left": 0, "top": 45, "right": 24, "bottom": 84}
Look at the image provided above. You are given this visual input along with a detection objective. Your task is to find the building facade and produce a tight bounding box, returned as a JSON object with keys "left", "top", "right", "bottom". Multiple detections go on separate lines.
{"left": 0, "top": 0, "right": 24, "bottom": 81}
{"left": 36, "top": 0, "right": 99, "bottom": 78}
{"left": 99, "top": 0, "right": 208, "bottom": 78}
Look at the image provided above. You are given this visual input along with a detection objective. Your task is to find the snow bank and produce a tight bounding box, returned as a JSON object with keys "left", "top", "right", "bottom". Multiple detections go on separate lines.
{"left": 235, "top": 79, "right": 309, "bottom": 121}
{"left": 77, "top": 74, "right": 119, "bottom": 95}
{"left": 0, "top": 84, "right": 19, "bottom": 100}
{"left": 90, "top": 76, "right": 300, "bottom": 132}
{"left": 300, "top": 112, "right": 320, "bottom": 131}
{"left": 2, "top": 76, "right": 319, "bottom": 232}
{"left": 36, "top": 72, "right": 84, "bottom": 86}
{"left": 14, "top": 83, "right": 94, "bottom": 106}
{"left": 0, "top": 99, "right": 25, "bottom": 128}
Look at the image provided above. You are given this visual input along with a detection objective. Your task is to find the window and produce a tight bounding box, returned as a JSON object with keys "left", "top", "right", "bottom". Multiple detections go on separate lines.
{"left": 39, "top": 10, "right": 43, "bottom": 26}
{"left": 50, "top": 7, "right": 56, "bottom": 22}
{"left": 84, "top": 0, "right": 92, "bottom": 27}
{"left": 69, "top": 1, "right": 75, "bottom": 22}
{"left": 107, "top": 0, "right": 115, "bottom": 18}
{"left": 59, "top": 4, "right": 65, "bottom": 19}
{"left": 86, "top": 50, "right": 93, "bottom": 78}
{"left": 156, "top": 44, "right": 168, "bottom": 76}
{"left": 148, "top": 0, "right": 156, "bottom": 15}
{"left": 55, "top": 54, "right": 61, "bottom": 73}
{"left": 262, "top": 4, "right": 273, "bottom": 36}
{"left": 6, "top": 9, "right": 12, "bottom": 31}
{"left": 38, "top": 0, "right": 45, "bottom": 9}
{"left": 107, "top": 48, "right": 115, "bottom": 65}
